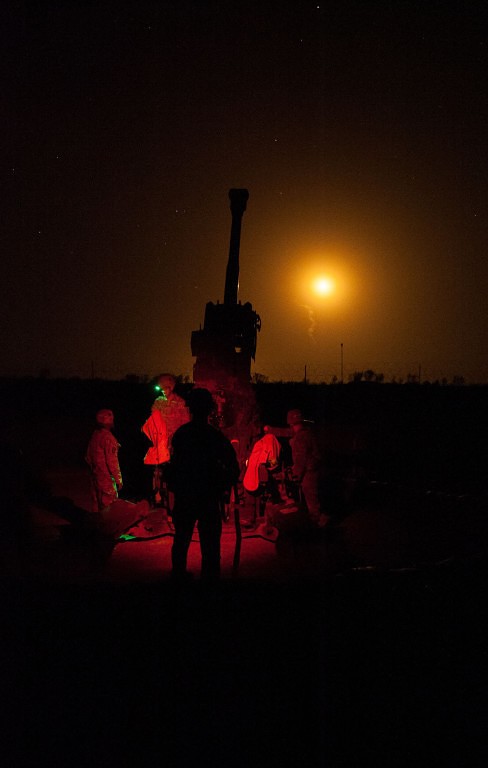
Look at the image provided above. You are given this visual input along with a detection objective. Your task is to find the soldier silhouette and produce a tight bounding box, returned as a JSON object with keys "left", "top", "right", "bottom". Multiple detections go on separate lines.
{"left": 167, "top": 388, "right": 239, "bottom": 580}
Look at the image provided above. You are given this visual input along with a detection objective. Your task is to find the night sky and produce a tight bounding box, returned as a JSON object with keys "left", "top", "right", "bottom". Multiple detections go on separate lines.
{"left": 3, "top": 1, "right": 488, "bottom": 382}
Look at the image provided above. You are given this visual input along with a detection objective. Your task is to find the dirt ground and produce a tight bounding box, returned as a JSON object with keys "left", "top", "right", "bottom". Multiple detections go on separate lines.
{"left": 3, "top": 469, "right": 488, "bottom": 768}
{"left": 4, "top": 462, "right": 486, "bottom": 588}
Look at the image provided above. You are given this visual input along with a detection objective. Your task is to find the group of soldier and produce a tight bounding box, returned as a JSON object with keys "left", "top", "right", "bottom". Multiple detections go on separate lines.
{"left": 85, "top": 373, "right": 328, "bottom": 579}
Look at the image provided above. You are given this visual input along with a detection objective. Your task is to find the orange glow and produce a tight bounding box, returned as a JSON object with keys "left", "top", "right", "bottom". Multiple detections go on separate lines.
{"left": 312, "top": 276, "right": 335, "bottom": 296}
{"left": 288, "top": 254, "right": 357, "bottom": 311}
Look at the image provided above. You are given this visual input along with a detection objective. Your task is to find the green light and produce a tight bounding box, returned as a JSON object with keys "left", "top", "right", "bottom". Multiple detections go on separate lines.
{"left": 154, "top": 384, "right": 167, "bottom": 400}
{"left": 119, "top": 533, "right": 137, "bottom": 541}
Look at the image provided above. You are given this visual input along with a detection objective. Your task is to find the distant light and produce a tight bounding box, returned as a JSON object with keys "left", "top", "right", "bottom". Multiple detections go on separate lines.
{"left": 313, "top": 276, "right": 335, "bottom": 296}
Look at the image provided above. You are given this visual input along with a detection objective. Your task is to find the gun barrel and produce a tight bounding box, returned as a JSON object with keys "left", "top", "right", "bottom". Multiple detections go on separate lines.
{"left": 224, "top": 188, "right": 249, "bottom": 305}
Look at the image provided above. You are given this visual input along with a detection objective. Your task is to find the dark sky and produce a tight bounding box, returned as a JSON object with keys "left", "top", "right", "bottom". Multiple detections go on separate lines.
{"left": 3, "top": 0, "right": 488, "bottom": 382}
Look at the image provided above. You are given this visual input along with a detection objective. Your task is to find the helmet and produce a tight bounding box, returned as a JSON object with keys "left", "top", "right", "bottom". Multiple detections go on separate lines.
{"left": 157, "top": 373, "right": 176, "bottom": 391}
{"left": 96, "top": 409, "right": 114, "bottom": 427}
{"left": 287, "top": 409, "right": 304, "bottom": 426}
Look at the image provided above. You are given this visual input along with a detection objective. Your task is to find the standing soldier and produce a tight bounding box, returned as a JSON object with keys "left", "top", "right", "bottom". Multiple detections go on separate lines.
{"left": 142, "top": 405, "right": 170, "bottom": 506}
{"left": 265, "top": 409, "right": 329, "bottom": 528}
{"left": 85, "top": 409, "right": 123, "bottom": 512}
{"left": 142, "top": 373, "right": 190, "bottom": 506}
{"left": 168, "top": 388, "right": 240, "bottom": 580}
{"left": 286, "top": 409, "right": 329, "bottom": 528}
{"left": 151, "top": 374, "right": 190, "bottom": 445}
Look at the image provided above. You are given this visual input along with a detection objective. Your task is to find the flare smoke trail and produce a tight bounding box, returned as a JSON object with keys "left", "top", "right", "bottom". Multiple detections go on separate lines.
{"left": 299, "top": 304, "right": 317, "bottom": 342}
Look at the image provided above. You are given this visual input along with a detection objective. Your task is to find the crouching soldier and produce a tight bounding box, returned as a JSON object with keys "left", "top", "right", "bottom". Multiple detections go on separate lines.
{"left": 85, "top": 409, "right": 123, "bottom": 512}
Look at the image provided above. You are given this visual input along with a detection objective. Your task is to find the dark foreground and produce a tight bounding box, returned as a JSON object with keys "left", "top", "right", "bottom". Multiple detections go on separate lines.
{"left": 3, "top": 563, "right": 488, "bottom": 768}
{"left": 2, "top": 492, "right": 488, "bottom": 767}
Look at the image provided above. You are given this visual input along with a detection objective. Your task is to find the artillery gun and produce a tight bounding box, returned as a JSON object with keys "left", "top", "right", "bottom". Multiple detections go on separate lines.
{"left": 191, "top": 189, "right": 261, "bottom": 457}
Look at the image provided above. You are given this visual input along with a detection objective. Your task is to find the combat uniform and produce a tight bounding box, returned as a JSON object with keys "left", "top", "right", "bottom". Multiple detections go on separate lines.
{"left": 143, "top": 393, "right": 189, "bottom": 506}
{"left": 289, "top": 425, "right": 322, "bottom": 523}
{"left": 142, "top": 410, "right": 170, "bottom": 466}
{"left": 265, "top": 410, "right": 326, "bottom": 526}
{"left": 243, "top": 433, "right": 281, "bottom": 493}
{"left": 85, "top": 427, "right": 122, "bottom": 512}
{"left": 151, "top": 393, "right": 190, "bottom": 446}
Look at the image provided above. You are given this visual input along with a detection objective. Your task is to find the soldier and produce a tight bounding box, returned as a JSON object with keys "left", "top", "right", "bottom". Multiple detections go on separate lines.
{"left": 142, "top": 404, "right": 170, "bottom": 506}
{"left": 151, "top": 374, "right": 190, "bottom": 445}
{"left": 168, "top": 388, "right": 240, "bottom": 580}
{"left": 286, "top": 409, "right": 329, "bottom": 528}
{"left": 85, "top": 409, "right": 123, "bottom": 512}
{"left": 241, "top": 430, "right": 285, "bottom": 527}
{"left": 142, "top": 373, "right": 190, "bottom": 507}
{"left": 265, "top": 409, "right": 329, "bottom": 528}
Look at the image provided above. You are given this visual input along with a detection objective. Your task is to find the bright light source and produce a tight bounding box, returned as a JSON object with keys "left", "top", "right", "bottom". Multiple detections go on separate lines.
{"left": 313, "top": 276, "right": 335, "bottom": 296}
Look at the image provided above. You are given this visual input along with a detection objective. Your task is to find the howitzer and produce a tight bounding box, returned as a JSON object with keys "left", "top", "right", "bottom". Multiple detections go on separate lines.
{"left": 191, "top": 189, "right": 261, "bottom": 454}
